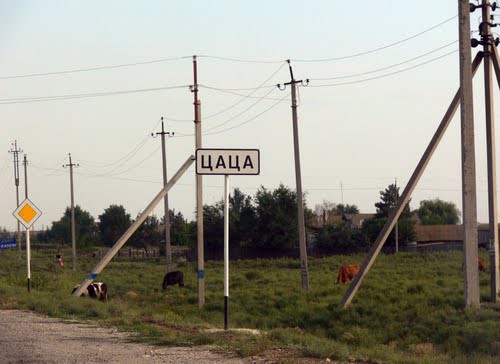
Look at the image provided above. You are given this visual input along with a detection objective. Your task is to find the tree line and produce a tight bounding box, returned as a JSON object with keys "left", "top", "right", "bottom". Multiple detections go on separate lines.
{"left": 29, "top": 183, "right": 460, "bottom": 255}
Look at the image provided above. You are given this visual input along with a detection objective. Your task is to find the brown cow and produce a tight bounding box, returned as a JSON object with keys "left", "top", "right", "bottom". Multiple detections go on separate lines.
{"left": 478, "top": 256, "right": 486, "bottom": 272}
{"left": 334, "top": 264, "right": 360, "bottom": 284}
{"left": 461, "top": 256, "right": 487, "bottom": 272}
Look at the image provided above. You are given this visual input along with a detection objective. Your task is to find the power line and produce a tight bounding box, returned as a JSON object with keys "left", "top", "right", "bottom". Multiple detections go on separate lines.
{"left": 203, "top": 92, "right": 290, "bottom": 136}
{"left": 309, "top": 49, "right": 457, "bottom": 87}
{"left": 0, "top": 56, "right": 190, "bottom": 80}
{"left": 293, "top": 15, "right": 457, "bottom": 62}
{"left": 202, "top": 61, "right": 286, "bottom": 120}
{"left": 309, "top": 40, "right": 457, "bottom": 81}
{"left": 197, "top": 54, "right": 285, "bottom": 64}
{"left": 0, "top": 85, "right": 189, "bottom": 105}
{"left": 204, "top": 87, "right": 279, "bottom": 132}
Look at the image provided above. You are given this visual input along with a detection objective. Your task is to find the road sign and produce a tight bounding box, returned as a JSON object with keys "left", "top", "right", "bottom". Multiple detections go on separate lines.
{"left": 13, "top": 198, "right": 42, "bottom": 229}
{"left": 196, "top": 149, "right": 260, "bottom": 175}
{"left": 0, "top": 237, "right": 16, "bottom": 250}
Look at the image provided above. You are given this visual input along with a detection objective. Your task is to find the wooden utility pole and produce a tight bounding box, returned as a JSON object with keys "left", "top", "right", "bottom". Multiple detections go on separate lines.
{"left": 8, "top": 140, "right": 22, "bottom": 259}
{"left": 153, "top": 118, "right": 175, "bottom": 272}
{"left": 480, "top": 0, "right": 500, "bottom": 301}
{"left": 191, "top": 55, "right": 205, "bottom": 308}
{"left": 459, "top": 0, "right": 480, "bottom": 307}
{"left": 64, "top": 154, "right": 79, "bottom": 272}
{"left": 278, "top": 60, "right": 309, "bottom": 292}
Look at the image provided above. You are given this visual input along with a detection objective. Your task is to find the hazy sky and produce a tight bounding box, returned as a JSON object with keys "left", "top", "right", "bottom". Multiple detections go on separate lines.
{"left": 1, "top": 1, "right": 499, "bottom": 231}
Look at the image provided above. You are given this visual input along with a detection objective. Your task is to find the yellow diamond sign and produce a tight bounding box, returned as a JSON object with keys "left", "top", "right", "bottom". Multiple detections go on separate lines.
{"left": 13, "top": 198, "right": 42, "bottom": 229}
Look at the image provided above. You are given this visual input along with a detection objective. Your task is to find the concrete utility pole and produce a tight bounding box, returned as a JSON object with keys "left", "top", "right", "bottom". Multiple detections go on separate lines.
{"left": 340, "top": 52, "right": 484, "bottom": 308}
{"left": 395, "top": 178, "right": 399, "bottom": 254}
{"left": 459, "top": 0, "right": 480, "bottom": 307}
{"left": 278, "top": 60, "right": 310, "bottom": 292}
{"left": 152, "top": 117, "right": 175, "bottom": 273}
{"left": 8, "top": 140, "right": 22, "bottom": 259}
{"left": 23, "top": 155, "right": 28, "bottom": 199}
{"left": 63, "top": 154, "right": 79, "bottom": 272}
{"left": 478, "top": 0, "right": 500, "bottom": 301}
{"left": 191, "top": 55, "right": 205, "bottom": 308}
{"left": 73, "top": 155, "right": 195, "bottom": 297}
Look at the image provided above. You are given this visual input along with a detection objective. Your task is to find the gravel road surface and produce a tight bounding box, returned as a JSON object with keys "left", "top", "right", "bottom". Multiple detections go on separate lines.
{"left": 0, "top": 310, "right": 249, "bottom": 364}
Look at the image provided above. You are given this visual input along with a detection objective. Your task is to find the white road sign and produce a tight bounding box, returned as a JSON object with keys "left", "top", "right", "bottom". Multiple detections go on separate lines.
{"left": 196, "top": 149, "right": 260, "bottom": 175}
{"left": 13, "top": 198, "right": 42, "bottom": 229}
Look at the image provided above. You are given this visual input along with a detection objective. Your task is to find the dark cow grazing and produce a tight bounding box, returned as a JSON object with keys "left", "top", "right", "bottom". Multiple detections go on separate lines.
{"left": 72, "top": 282, "right": 108, "bottom": 302}
{"left": 162, "top": 271, "right": 184, "bottom": 289}
{"left": 335, "top": 264, "right": 361, "bottom": 284}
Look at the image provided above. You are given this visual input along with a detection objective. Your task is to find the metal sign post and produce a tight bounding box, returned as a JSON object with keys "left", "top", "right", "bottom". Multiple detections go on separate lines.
{"left": 223, "top": 174, "right": 230, "bottom": 330}
{"left": 196, "top": 148, "right": 260, "bottom": 330}
{"left": 13, "top": 198, "right": 42, "bottom": 293}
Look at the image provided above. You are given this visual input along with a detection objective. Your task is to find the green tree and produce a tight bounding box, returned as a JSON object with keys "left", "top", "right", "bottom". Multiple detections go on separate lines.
{"left": 203, "top": 201, "right": 224, "bottom": 250}
{"left": 229, "top": 188, "right": 256, "bottom": 247}
{"left": 314, "top": 222, "right": 369, "bottom": 252}
{"left": 168, "top": 210, "right": 190, "bottom": 246}
{"left": 50, "top": 205, "right": 97, "bottom": 246}
{"left": 131, "top": 214, "right": 161, "bottom": 251}
{"left": 332, "top": 203, "right": 360, "bottom": 215}
{"left": 98, "top": 204, "right": 132, "bottom": 246}
{"left": 417, "top": 199, "right": 460, "bottom": 225}
{"left": 363, "top": 183, "right": 416, "bottom": 245}
{"left": 252, "top": 184, "right": 300, "bottom": 249}
{"left": 375, "top": 183, "right": 411, "bottom": 218}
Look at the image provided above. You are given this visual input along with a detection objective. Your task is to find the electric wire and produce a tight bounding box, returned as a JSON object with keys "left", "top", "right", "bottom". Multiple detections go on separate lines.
{"left": 293, "top": 15, "right": 457, "bottom": 62}
{"left": 79, "top": 117, "right": 162, "bottom": 171}
{"left": 0, "top": 85, "right": 189, "bottom": 105}
{"left": 203, "top": 86, "right": 279, "bottom": 133}
{"left": 197, "top": 54, "right": 285, "bottom": 64}
{"left": 309, "top": 40, "right": 457, "bottom": 81}
{"left": 0, "top": 14, "right": 456, "bottom": 86}
{"left": 202, "top": 61, "right": 287, "bottom": 120}
{"left": 0, "top": 56, "right": 191, "bottom": 80}
{"left": 203, "top": 92, "right": 290, "bottom": 136}
{"left": 309, "top": 49, "right": 457, "bottom": 87}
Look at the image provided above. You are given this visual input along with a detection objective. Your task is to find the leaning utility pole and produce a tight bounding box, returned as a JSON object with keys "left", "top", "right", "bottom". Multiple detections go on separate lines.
{"left": 278, "top": 60, "right": 310, "bottom": 292}
{"left": 459, "top": 0, "right": 480, "bottom": 307}
{"left": 477, "top": 0, "right": 500, "bottom": 301}
{"left": 8, "top": 140, "right": 22, "bottom": 259}
{"left": 191, "top": 55, "right": 205, "bottom": 308}
{"left": 152, "top": 117, "right": 175, "bottom": 273}
{"left": 63, "top": 154, "right": 79, "bottom": 272}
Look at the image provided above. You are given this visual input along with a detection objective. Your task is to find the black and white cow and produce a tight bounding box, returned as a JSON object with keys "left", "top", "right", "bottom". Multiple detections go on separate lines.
{"left": 72, "top": 282, "right": 108, "bottom": 302}
{"left": 162, "top": 271, "right": 184, "bottom": 289}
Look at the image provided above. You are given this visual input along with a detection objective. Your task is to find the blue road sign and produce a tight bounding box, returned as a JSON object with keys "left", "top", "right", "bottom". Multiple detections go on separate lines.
{"left": 0, "top": 237, "right": 17, "bottom": 249}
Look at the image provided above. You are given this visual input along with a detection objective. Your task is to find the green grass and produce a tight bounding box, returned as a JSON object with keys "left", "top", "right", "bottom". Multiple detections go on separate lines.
{"left": 0, "top": 248, "right": 498, "bottom": 363}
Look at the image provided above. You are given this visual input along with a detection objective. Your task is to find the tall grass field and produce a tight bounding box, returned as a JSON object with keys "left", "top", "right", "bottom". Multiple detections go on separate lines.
{"left": 0, "top": 247, "right": 498, "bottom": 363}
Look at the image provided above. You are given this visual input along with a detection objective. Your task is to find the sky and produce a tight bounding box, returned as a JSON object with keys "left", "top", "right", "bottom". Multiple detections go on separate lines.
{"left": 1, "top": 0, "right": 499, "bottom": 232}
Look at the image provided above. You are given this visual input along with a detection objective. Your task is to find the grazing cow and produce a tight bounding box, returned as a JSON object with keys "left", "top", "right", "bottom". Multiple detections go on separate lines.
{"left": 462, "top": 256, "right": 487, "bottom": 273}
{"left": 478, "top": 256, "right": 486, "bottom": 272}
{"left": 334, "top": 264, "right": 361, "bottom": 284}
{"left": 162, "top": 271, "right": 184, "bottom": 289}
{"left": 72, "top": 282, "right": 108, "bottom": 302}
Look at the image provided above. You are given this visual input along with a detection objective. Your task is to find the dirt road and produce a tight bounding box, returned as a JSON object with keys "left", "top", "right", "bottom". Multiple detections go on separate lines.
{"left": 0, "top": 310, "right": 249, "bottom": 364}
